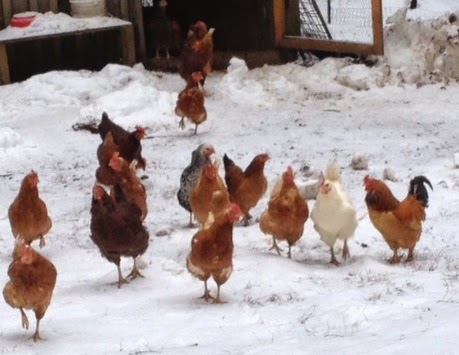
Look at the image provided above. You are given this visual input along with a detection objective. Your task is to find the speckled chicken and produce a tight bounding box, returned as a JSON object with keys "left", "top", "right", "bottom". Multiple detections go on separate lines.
{"left": 177, "top": 143, "right": 215, "bottom": 227}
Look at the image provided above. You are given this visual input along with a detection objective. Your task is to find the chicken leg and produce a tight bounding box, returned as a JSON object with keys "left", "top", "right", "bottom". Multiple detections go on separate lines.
{"left": 39, "top": 235, "right": 46, "bottom": 248}
{"left": 330, "top": 247, "right": 340, "bottom": 266}
{"left": 199, "top": 280, "right": 213, "bottom": 301}
{"left": 269, "top": 237, "right": 283, "bottom": 256}
{"left": 179, "top": 117, "right": 186, "bottom": 130}
{"left": 116, "top": 264, "right": 129, "bottom": 288}
{"left": 20, "top": 308, "right": 29, "bottom": 329}
{"left": 342, "top": 239, "right": 350, "bottom": 261}
{"left": 33, "top": 318, "right": 41, "bottom": 342}
{"left": 406, "top": 247, "right": 415, "bottom": 262}
{"left": 213, "top": 284, "right": 226, "bottom": 304}
{"left": 388, "top": 248, "right": 401, "bottom": 264}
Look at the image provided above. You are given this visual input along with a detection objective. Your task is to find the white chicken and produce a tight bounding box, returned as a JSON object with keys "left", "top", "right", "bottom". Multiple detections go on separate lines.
{"left": 310, "top": 162, "right": 358, "bottom": 265}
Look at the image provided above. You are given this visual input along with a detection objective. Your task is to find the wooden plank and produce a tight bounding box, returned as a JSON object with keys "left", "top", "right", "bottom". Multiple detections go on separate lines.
{"left": 29, "top": 0, "right": 39, "bottom": 12}
{"left": 2, "top": 0, "right": 12, "bottom": 26}
{"left": 49, "top": 0, "right": 58, "bottom": 13}
{"left": 132, "top": 0, "right": 146, "bottom": 63}
{"left": 371, "top": 0, "right": 384, "bottom": 55}
{"left": 120, "top": 24, "right": 136, "bottom": 66}
{"left": 280, "top": 36, "right": 378, "bottom": 55}
{"left": 0, "top": 42, "right": 10, "bottom": 84}
{"left": 273, "top": 0, "right": 285, "bottom": 45}
{"left": 119, "top": 0, "right": 129, "bottom": 20}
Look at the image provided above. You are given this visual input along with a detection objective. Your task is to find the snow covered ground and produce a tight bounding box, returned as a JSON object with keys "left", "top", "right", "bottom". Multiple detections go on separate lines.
{"left": 0, "top": 1, "right": 458, "bottom": 354}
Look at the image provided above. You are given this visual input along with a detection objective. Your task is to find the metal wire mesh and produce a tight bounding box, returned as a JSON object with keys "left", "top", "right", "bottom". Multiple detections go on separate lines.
{"left": 298, "top": 0, "right": 332, "bottom": 39}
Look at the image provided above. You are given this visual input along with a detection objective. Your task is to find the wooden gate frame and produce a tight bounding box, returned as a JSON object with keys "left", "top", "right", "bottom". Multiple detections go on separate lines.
{"left": 274, "top": 0, "right": 384, "bottom": 55}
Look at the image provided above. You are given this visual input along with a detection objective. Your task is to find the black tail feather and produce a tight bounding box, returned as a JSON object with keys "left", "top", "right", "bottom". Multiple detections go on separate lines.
{"left": 223, "top": 154, "right": 233, "bottom": 170}
{"left": 409, "top": 176, "right": 433, "bottom": 207}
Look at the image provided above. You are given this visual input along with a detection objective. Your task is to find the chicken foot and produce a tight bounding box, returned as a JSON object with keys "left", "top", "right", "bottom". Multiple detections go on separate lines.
{"left": 213, "top": 284, "right": 226, "bottom": 304}
{"left": 330, "top": 247, "right": 340, "bottom": 266}
{"left": 20, "top": 308, "right": 29, "bottom": 329}
{"left": 33, "top": 318, "right": 41, "bottom": 342}
{"left": 269, "top": 237, "right": 283, "bottom": 256}
{"left": 406, "top": 247, "right": 415, "bottom": 263}
{"left": 388, "top": 248, "right": 401, "bottom": 264}
{"left": 127, "top": 257, "right": 144, "bottom": 280}
{"left": 39, "top": 235, "right": 46, "bottom": 248}
{"left": 199, "top": 280, "right": 214, "bottom": 301}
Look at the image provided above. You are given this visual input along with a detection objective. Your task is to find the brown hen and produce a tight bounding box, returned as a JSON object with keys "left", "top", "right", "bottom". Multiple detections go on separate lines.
{"left": 8, "top": 171, "right": 52, "bottom": 248}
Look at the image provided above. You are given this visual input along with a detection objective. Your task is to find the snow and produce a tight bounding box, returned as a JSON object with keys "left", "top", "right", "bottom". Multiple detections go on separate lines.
{"left": 0, "top": 1, "right": 459, "bottom": 354}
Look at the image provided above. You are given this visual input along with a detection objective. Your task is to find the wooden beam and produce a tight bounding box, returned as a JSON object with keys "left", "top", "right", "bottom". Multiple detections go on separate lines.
{"left": 29, "top": 0, "right": 39, "bottom": 12}
{"left": 120, "top": 24, "right": 136, "bottom": 66}
{"left": 132, "top": 0, "right": 146, "bottom": 63}
{"left": 371, "top": 0, "right": 384, "bottom": 55}
{"left": 273, "top": 0, "right": 286, "bottom": 45}
{"left": 119, "top": 0, "right": 128, "bottom": 20}
{"left": 0, "top": 43, "right": 10, "bottom": 84}
{"left": 49, "top": 0, "right": 58, "bottom": 13}
{"left": 2, "top": 0, "right": 12, "bottom": 26}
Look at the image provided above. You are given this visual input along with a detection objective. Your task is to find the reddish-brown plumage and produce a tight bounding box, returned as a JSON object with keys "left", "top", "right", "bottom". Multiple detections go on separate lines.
{"left": 223, "top": 153, "right": 269, "bottom": 225}
{"left": 363, "top": 175, "right": 432, "bottom": 263}
{"left": 3, "top": 243, "right": 57, "bottom": 342}
{"left": 109, "top": 152, "right": 148, "bottom": 221}
{"left": 175, "top": 72, "right": 207, "bottom": 135}
{"left": 97, "top": 112, "right": 146, "bottom": 170}
{"left": 189, "top": 163, "right": 230, "bottom": 225}
{"left": 259, "top": 166, "right": 309, "bottom": 258}
{"left": 90, "top": 183, "right": 149, "bottom": 287}
{"left": 186, "top": 203, "right": 242, "bottom": 303}
{"left": 8, "top": 171, "right": 52, "bottom": 248}
{"left": 178, "top": 21, "right": 215, "bottom": 86}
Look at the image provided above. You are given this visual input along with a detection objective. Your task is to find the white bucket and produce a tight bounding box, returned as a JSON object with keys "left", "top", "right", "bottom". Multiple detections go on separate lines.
{"left": 70, "top": 0, "right": 106, "bottom": 18}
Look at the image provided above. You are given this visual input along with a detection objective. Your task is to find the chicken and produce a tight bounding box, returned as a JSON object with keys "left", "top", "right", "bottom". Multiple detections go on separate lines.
{"left": 189, "top": 162, "right": 230, "bottom": 226}
{"left": 90, "top": 183, "right": 149, "bottom": 288}
{"left": 186, "top": 203, "right": 242, "bottom": 303}
{"left": 3, "top": 241, "right": 57, "bottom": 342}
{"left": 310, "top": 163, "right": 358, "bottom": 265}
{"left": 175, "top": 71, "right": 207, "bottom": 135}
{"left": 364, "top": 175, "right": 433, "bottom": 264}
{"left": 145, "top": 0, "right": 172, "bottom": 59}
{"left": 109, "top": 152, "right": 148, "bottom": 221}
{"left": 95, "top": 131, "right": 120, "bottom": 186}
{"left": 178, "top": 21, "right": 215, "bottom": 86}
{"left": 177, "top": 143, "right": 215, "bottom": 227}
{"left": 8, "top": 171, "right": 52, "bottom": 248}
{"left": 97, "top": 112, "right": 146, "bottom": 170}
{"left": 259, "top": 166, "right": 309, "bottom": 259}
{"left": 223, "top": 153, "right": 269, "bottom": 226}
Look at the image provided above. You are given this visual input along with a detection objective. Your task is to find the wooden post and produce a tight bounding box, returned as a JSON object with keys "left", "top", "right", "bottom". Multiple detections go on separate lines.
{"left": 371, "top": 0, "right": 384, "bottom": 55}
{"left": 2, "top": 0, "right": 12, "bottom": 26}
{"left": 120, "top": 24, "right": 136, "bottom": 66}
{"left": 273, "top": 0, "right": 286, "bottom": 45}
{"left": 29, "top": 0, "right": 39, "bottom": 12}
{"left": 49, "top": 0, "right": 58, "bottom": 12}
{"left": 0, "top": 43, "right": 10, "bottom": 84}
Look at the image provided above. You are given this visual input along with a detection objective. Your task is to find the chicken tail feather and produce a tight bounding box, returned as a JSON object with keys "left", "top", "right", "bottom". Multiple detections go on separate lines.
{"left": 409, "top": 176, "right": 433, "bottom": 208}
